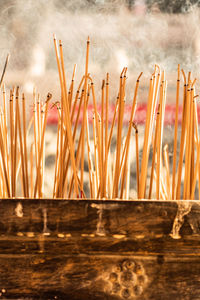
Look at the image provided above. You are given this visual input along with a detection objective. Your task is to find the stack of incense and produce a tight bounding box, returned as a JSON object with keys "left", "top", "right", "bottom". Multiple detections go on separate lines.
{"left": 0, "top": 38, "right": 199, "bottom": 200}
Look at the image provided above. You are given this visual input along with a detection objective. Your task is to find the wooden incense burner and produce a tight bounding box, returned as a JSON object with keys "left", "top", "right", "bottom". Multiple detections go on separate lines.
{"left": 0, "top": 198, "right": 199, "bottom": 299}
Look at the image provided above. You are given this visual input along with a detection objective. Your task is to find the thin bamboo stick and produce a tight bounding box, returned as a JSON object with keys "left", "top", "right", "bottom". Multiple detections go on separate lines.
{"left": 30, "top": 143, "right": 34, "bottom": 198}
{"left": 112, "top": 69, "right": 126, "bottom": 198}
{"left": 22, "top": 93, "right": 29, "bottom": 197}
{"left": 92, "top": 115, "right": 99, "bottom": 197}
{"left": 172, "top": 64, "right": 180, "bottom": 199}
{"left": 139, "top": 73, "right": 158, "bottom": 199}
{"left": 183, "top": 85, "right": 191, "bottom": 199}
{"left": 119, "top": 72, "right": 142, "bottom": 199}
{"left": 191, "top": 137, "right": 200, "bottom": 199}
{"left": 70, "top": 75, "right": 85, "bottom": 123}
{"left": 2, "top": 85, "right": 9, "bottom": 178}
{"left": 16, "top": 89, "right": 26, "bottom": 197}
{"left": 13, "top": 87, "right": 19, "bottom": 197}
{"left": 53, "top": 107, "right": 61, "bottom": 198}
{"left": 34, "top": 93, "right": 52, "bottom": 198}
{"left": 176, "top": 70, "right": 187, "bottom": 200}
{"left": 9, "top": 90, "right": 14, "bottom": 196}
{"left": 124, "top": 147, "right": 130, "bottom": 199}
{"left": 61, "top": 88, "right": 85, "bottom": 193}
{"left": 163, "top": 144, "right": 171, "bottom": 199}
{"left": 132, "top": 123, "right": 139, "bottom": 198}
{"left": 148, "top": 104, "right": 160, "bottom": 199}
{"left": 103, "top": 73, "right": 109, "bottom": 198}
{"left": 0, "top": 54, "right": 9, "bottom": 89}
{"left": 91, "top": 82, "right": 102, "bottom": 196}
{"left": 86, "top": 107, "right": 94, "bottom": 198}
{"left": 59, "top": 40, "right": 79, "bottom": 197}
{"left": 100, "top": 80, "right": 105, "bottom": 198}
{"left": 67, "top": 91, "right": 90, "bottom": 199}
{"left": 80, "top": 37, "right": 90, "bottom": 196}
{"left": 0, "top": 118, "right": 10, "bottom": 197}
{"left": 0, "top": 109, "right": 7, "bottom": 198}
{"left": 156, "top": 74, "right": 166, "bottom": 200}
{"left": 68, "top": 64, "right": 77, "bottom": 111}
{"left": 190, "top": 88, "right": 195, "bottom": 196}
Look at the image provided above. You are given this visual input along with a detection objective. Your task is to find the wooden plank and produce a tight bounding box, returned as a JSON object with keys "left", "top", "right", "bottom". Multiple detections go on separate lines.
{"left": 0, "top": 199, "right": 199, "bottom": 299}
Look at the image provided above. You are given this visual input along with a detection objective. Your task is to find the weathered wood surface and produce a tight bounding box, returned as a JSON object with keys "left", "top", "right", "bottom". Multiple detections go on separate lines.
{"left": 0, "top": 199, "right": 199, "bottom": 299}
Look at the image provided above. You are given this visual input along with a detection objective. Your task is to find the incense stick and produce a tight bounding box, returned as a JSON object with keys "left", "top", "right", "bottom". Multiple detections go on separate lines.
{"left": 176, "top": 71, "right": 187, "bottom": 200}
{"left": 22, "top": 93, "right": 29, "bottom": 197}
{"left": 80, "top": 37, "right": 90, "bottom": 196}
{"left": 0, "top": 37, "right": 200, "bottom": 201}
{"left": 132, "top": 123, "right": 139, "bottom": 198}
{"left": 34, "top": 93, "right": 52, "bottom": 198}
{"left": 172, "top": 64, "right": 180, "bottom": 199}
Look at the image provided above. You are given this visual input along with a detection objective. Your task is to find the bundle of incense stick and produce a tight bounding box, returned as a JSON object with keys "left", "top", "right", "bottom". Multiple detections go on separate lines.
{"left": 0, "top": 38, "right": 199, "bottom": 200}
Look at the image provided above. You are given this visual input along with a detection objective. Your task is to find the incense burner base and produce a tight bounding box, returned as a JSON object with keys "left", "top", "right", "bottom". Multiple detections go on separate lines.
{"left": 0, "top": 198, "right": 199, "bottom": 299}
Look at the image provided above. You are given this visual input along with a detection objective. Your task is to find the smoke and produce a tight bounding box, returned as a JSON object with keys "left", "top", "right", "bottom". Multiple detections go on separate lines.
{"left": 0, "top": 0, "right": 200, "bottom": 101}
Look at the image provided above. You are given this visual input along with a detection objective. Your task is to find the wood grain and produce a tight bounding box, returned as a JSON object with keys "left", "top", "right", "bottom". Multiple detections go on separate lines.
{"left": 0, "top": 199, "right": 199, "bottom": 299}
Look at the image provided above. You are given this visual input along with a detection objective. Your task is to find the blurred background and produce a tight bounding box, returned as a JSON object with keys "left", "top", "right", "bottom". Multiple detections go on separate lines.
{"left": 0, "top": 0, "right": 200, "bottom": 103}
{"left": 0, "top": 0, "right": 199, "bottom": 197}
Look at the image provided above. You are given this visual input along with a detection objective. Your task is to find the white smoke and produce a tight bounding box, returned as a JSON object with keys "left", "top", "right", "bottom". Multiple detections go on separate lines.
{"left": 0, "top": 0, "right": 200, "bottom": 101}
